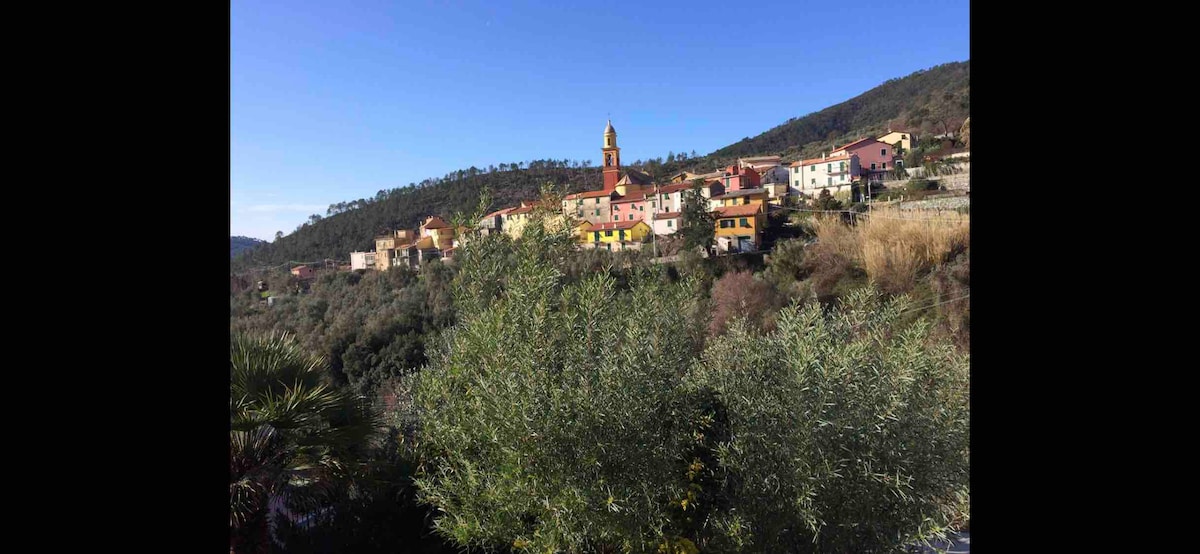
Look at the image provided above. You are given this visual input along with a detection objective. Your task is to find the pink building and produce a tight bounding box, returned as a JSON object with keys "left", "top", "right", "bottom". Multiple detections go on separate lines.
{"left": 610, "top": 192, "right": 652, "bottom": 224}
{"left": 720, "top": 165, "right": 761, "bottom": 192}
{"left": 831, "top": 137, "right": 895, "bottom": 182}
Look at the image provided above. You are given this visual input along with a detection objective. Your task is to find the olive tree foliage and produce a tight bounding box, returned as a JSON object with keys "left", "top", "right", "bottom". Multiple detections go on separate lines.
{"left": 687, "top": 289, "right": 970, "bottom": 553}
{"left": 409, "top": 205, "right": 969, "bottom": 553}
{"left": 412, "top": 217, "right": 712, "bottom": 553}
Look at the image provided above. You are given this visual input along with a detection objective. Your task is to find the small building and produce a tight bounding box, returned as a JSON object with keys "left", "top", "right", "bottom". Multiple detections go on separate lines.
{"left": 719, "top": 165, "right": 762, "bottom": 192}
{"left": 290, "top": 265, "right": 314, "bottom": 279}
{"left": 787, "top": 153, "right": 858, "bottom": 199}
{"left": 350, "top": 251, "right": 376, "bottom": 271}
{"left": 652, "top": 211, "right": 682, "bottom": 235}
{"left": 577, "top": 219, "right": 652, "bottom": 251}
{"left": 713, "top": 203, "right": 765, "bottom": 254}
{"left": 563, "top": 189, "right": 621, "bottom": 225}
{"left": 830, "top": 137, "right": 895, "bottom": 183}
{"left": 478, "top": 207, "right": 514, "bottom": 236}
{"left": 709, "top": 187, "right": 769, "bottom": 211}
{"left": 877, "top": 130, "right": 916, "bottom": 153}
{"left": 609, "top": 192, "right": 653, "bottom": 225}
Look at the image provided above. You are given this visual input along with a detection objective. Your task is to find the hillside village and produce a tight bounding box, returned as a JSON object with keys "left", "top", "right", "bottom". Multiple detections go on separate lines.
{"left": 342, "top": 120, "right": 968, "bottom": 274}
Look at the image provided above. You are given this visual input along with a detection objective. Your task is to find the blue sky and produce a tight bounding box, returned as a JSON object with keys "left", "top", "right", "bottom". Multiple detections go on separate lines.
{"left": 231, "top": 0, "right": 969, "bottom": 240}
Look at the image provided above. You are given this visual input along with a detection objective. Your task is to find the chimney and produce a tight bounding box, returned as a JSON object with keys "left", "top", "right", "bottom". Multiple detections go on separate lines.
{"left": 822, "top": 152, "right": 826, "bottom": 160}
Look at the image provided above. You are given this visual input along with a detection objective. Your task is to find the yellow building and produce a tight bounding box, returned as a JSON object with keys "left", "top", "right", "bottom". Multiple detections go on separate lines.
{"left": 577, "top": 219, "right": 652, "bottom": 251}
{"left": 877, "top": 130, "right": 915, "bottom": 153}
{"left": 708, "top": 188, "right": 769, "bottom": 211}
{"left": 713, "top": 203, "right": 765, "bottom": 253}
{"left": 374, "top": 229, "right": 416, "bottom": 271}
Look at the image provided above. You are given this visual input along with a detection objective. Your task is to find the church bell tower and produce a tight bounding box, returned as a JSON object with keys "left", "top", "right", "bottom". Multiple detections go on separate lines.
{"left": 602, "top": 119, "right": 621, "bottom": 191}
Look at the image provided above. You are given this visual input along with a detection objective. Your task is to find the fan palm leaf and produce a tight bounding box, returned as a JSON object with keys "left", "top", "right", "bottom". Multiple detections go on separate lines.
{"left": 230, "top": 332, "right": 380, "bottom": 553}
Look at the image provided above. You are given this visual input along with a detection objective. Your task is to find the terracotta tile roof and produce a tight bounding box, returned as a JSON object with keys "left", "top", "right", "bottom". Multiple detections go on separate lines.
{"left": 788, "top": 153, "right": 853, "bottom": 167}
{"left": 582, "top": 219, "right": 648, "bottom": 231}
{"left": 831, "top": 137, "right": 878, "bottom": 153}
{"left": 422, "top": 216, "right": 450, "bottom": 229}
{"left": 564, "top": 189, "right": 617, "bottom": 200}
{"left": 713, "top": 204, "right": 763, "bottom": 218}
{"left": 712, "top": 188, "right": 768, "bottom": 200}
{"left": 482, "top": 207, "right": 515, "bottom": 219}
{"left": 654, "top": 211, "right": 682, "bottom": 219}
{"left": 656, "top": 182, "right": 693, "bottom": 194}
{"left": 291, "top": 265, "right": 308, "bottom": 271}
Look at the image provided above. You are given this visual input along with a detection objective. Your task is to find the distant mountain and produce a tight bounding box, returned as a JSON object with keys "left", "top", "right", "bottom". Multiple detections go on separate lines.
{"left": 231, "top": 236, "right": 267, "bottom": 258}
{"left": 232, "top": 60, "right": 967, "bottom": 269}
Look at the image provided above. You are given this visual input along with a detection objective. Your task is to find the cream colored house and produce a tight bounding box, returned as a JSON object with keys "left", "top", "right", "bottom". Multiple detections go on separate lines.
{"left": 877, "top": 131, "right": 915, "bottom": 153}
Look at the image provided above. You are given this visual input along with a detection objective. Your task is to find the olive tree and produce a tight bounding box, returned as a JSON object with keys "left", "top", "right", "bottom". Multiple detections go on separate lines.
{"left": 687, "top": 289, "right": 970, "bottom": 552}
{"left": 413, "top": 221, "right": 710, "bottom": 553}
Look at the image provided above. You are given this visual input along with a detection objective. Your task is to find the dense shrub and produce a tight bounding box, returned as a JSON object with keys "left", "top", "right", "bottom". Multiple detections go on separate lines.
{"left": 688, "top": 289, "right": 970, "bottom": 552}
{"left": 414, "top": 229, "right": 708, "bottom": 553}
{"left": 412, "top": 227, "right": 970, "bottom": 553}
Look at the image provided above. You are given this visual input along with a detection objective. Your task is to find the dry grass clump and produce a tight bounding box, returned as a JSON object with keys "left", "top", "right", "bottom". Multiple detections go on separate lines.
{"left": 808, "top": 208, "right": 969, "bottom": 295}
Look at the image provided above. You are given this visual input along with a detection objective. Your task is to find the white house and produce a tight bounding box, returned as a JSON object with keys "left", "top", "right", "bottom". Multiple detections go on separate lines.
{"left": 787, "top": 152, "right": 859, "bottom": 198}
{"left": 350, "top": 251, "right": 376, "bottom": 271}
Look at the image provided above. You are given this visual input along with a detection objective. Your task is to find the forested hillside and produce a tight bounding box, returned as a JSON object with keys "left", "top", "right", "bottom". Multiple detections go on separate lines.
{"left": 232, "top": 60, "right": 968, "bottom": 270}
{"left": 711, "top": 61, "right": 969, "bottom": 161}
{"left": 230, "top": 236, "right": 266, "bottom": 258}
{"left": 231, "top": 161, "right": 602, "bottom": 270}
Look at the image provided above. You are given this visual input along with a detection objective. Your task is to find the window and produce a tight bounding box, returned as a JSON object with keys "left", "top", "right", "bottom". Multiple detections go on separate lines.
{"left": 881, "top": 148, "right": 887, "bottom": 156}
{"left": 667, "top": 220, "right": 673, "bottom": 227}
{"left": 742, "top": 196, "right": 750, "bottom": 205}
{"left": 628, "top": 214, "right": 634, "bottom": 220}
{"left": 739, "top": 218, "right": 750, "bottom": 228}
{"left": 882, "top": 162, "right": 887, "bottom": 170}
{"left": 594, "top": 232, "right": 600, "bottom": 242}
{"left": 606, "top": 243, "right": 611, "bottom": 251}
{"left": 639, "top": 205, "right": 644, "bottom": 211}
{"left": 811, "top": 178, "right": 816, "bottom": 185}
{"left": 605, "top": 230, "right": 613, "bottom": 237}
{"left": 827, "top": 177, "right": 832, "bottom": 186}
{"left": 720, "top": 219, "right": 734, "bottom": 228}
{"left": 827, "top": 163, "right": 831, "bottom": 172}
{"left": 595, "top": 209, "right": 600, "bottom": 216}
{"left": 840, "top": 162, "right": 846, "bottom": 172}
{"left": 870, "top": 163, "right": 876, "bottom": 170}
{"left": 614, "top": 205, "right": 620, "bottom": 211}
{"left": 619, "top": 230, "right": 626, "bottom": 241}
{"left": 613, "top": 215, "right": 619, "bottom": 221}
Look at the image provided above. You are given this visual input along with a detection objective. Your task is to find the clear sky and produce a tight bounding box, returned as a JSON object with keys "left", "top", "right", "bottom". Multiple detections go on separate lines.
{"left": 231, "top": 0, "right": 969, "bottom": 241}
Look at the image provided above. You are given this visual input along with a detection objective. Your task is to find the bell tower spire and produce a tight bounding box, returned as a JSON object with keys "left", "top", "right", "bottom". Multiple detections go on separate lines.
{"left": 602, "top": 119, "right": 621, "bottom": 191}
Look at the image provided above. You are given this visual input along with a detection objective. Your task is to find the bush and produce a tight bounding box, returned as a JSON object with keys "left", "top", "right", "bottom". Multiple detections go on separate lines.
{"left": 906, "top": 177, "right": 935, "bottom": 193}
{"left": 708, "top": 270, "right": 785, "bottom": 337}
{"left": 414, "top": 236, "right": 709, "bottom": 553}
{"left": 688, "top": 289, "right": 970, "bottom": 552}
{"left": 413, "top": 229, "right": 970, "bottom": 553}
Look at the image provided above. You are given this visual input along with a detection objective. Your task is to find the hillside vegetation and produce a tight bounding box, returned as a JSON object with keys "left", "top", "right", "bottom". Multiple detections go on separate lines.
{"left": 230, "top": 236, "right": 266, "bottom": 258}
{"left": 712, "top": 61, "right": 969, "bottom": 162}
{"left": 231, "top": 211, "right": 970, "bottom": 552}
{"left": 232, "top": 60, "right": 968, "bottom": 269}
{"left": 231, "top": 162, "right": 602, "bottom": 270}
